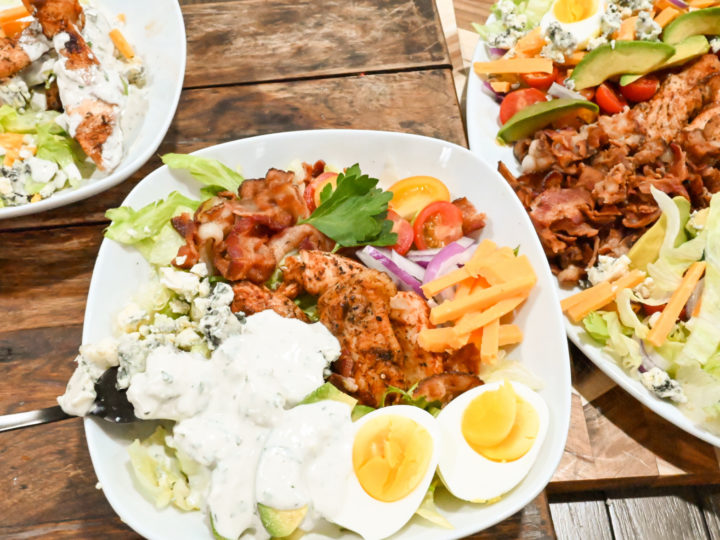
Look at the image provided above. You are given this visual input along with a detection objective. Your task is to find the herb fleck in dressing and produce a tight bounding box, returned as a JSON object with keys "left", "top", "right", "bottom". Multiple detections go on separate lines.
{"left": 126, "top": 310, "right": 341, "bottom": 540}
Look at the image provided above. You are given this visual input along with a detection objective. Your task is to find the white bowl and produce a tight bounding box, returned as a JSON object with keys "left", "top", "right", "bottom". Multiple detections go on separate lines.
{"left": 82, "top": 129, "right": 571, "bottom": 539}
{"left": 466, "top": 38, "right": 720, "bottom": 448}
{"left": 0, "top": 0, "right": 186, "bottom": 220}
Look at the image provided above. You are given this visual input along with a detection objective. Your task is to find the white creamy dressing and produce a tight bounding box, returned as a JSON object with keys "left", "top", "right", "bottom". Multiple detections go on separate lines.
{"left": 255, "top": 400, "right": 354, "bottom": 530}
{"left": 125, "top": 310, "right": 341, "bottom": 540}
{"left": 51, "top": 6, "right": 147, "bottom": 171}
{"left": 18, "top": 21, "right": 51, "bottom": 62}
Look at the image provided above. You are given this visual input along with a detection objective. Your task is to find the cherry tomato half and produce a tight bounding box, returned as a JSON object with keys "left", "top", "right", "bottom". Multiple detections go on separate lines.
{"left": 595, "top": 83, "right": 627, "bottom": 115}
{"left": 579, "top": 87, "right": 596, "bottom": 101}
{"left": 499, "top": 88, "right": 547, "bottom": 124}
{"left": 642, "top": 303, "right": 665, "bottom": 316}
{"left": 521, "top": 66, "right": 558, "bottom": 91}
{"left": 386, "top": 210, "right": 414, "bottom": 255}
{"left": 413, "top": 201, "right": 463, "bottom": 250}
{"left": 388, "top": 175, "right": 450, "bottom": 221}
{"left": 619, "top": 76, "right": 659, "bottom": 102}
{"left": 304, "top": 171, "right": 338, "bottom": 212}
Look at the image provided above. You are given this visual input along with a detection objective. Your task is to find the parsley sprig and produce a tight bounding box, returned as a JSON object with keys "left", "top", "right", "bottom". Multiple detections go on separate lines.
{"left": 298, "top": 164, "right": 397, "bottom": 248}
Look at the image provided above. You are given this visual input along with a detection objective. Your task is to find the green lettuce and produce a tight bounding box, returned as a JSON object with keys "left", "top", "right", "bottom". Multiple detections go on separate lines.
{"left": 584, "top": 312, "right": 641, "bottom": 371}
{"left": 472, "top": 0, "right": 553, "bottom": 41}
{"left": 582, "top": 311, "right": 610, "bottom": 344}
{"left": 416, "top": 479, "right": 453, "bottom": 529}
{"left": 105, "top": 191, "right": 200, "bottom": 265}
{"left": 161, "top": 153, "right": 244, "bottom": 193}
{"left": 680, "top": 193, "right": 720, "bottom": 366}
{"left": 127, "top": 425, "right": 198, "bottom": 511}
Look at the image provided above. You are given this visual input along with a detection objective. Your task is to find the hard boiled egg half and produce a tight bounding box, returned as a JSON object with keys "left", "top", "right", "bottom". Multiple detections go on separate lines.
{"left": 540, "top": 0, "right": 607, "bottom": 50}
{"left": 436, "top": 380, "right": 548, "bottom": 502}
{"left": 255, "top": 402, "right": 441, "bottom": 540}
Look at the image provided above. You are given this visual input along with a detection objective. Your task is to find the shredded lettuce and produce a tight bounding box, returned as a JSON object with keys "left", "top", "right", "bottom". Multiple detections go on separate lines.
{"left": 472, "top": 0, "right": 552, "bottom": 41}
{"left": 646, "top": 188, "right": 703, "bottom": 297}
{"left": 616, "top": 289, "right": 649, "bottom": 339}
{"left": 582, "top": 311, "right": 610, "bottom": 344}
{"left": 161, "top": 153, "right": 244, "bottom": 193}
{"left": 35, "top": 123, "right": 85, "bottom": 170}
{"left": 127, "top": 425, "right": 198, "bottom": 511}
{"left": 679, "top": 193, "right": 720, "bottom": 366}
{"left": 105, "top": 191, "right": 200, "bottom": 265}
{"left": 415, "top": 479, "right": 453, "bottom": 529}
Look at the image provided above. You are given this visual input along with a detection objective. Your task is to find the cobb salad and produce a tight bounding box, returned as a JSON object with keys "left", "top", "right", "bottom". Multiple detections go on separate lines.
{"left": 0, "top": 0, "right": 146, "bottom": 208}
{"left": 59, "top": 152, "right": 552, "bottom": 539}
{"left": 560, "top": 188, "right": 720, "bottom": 434}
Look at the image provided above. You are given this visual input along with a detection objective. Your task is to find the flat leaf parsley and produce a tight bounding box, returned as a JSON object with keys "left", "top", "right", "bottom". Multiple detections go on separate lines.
{"left": 298, "top": 164, "right": 397, "bottom": 249}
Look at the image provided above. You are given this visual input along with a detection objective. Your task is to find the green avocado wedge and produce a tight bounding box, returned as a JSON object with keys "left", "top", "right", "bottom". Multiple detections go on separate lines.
{"left": 569, "top": 41, "right": 675, "bottom": 90}
{"left": 257, "top": 503, "right": 308, "bottom": 538}
{"left": 299, "top": 382, "right": 358, "bottom": 408}
{"left": 620, "top": 35, "right": 710, "bottom": 86}
{"left": 496, "top": 98, "right": 599, "bottom": 144}
{"left": 663, "top": 7, "right": 720, "bottom": 45}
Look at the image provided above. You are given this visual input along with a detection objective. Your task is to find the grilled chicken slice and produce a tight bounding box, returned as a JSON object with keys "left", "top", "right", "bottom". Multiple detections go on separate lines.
{"left": 23, "top": 0, "right": 122, "bottom": 170}
{"left": 279, "top": 250, "right": 367, "bottom": 298}
{"left": 230, "top": 281, "right": 308, "bottom": 322}
{"left": 413, "top": 373, "right": 482, "bottom": 406}
{"left": 388, "top": 291, "right": 444, "bottom": 385}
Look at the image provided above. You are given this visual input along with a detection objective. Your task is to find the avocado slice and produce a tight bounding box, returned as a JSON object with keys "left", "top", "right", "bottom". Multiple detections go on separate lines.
{"left": 569, "top": 41, "right": 675, "bottom": 90}
{"left": 351, "top": 404, "right": 375, "bottom": 421}
{"left": 628, "top": 196, "right": 690, "bottom": 271}
{"left": 257, "top": 503, "right": 307, "bottom": 538}
{"left": 299, "top": 382, "right": 357, "bottom": 408}
{"left": 663, "top": 7, "right": 720, "bottom": 45}
{"left": 496, "top": 98, "right": 599, "bottom": 144}
{"left": 620, "top": 35, "right": 710, "bottom": 86}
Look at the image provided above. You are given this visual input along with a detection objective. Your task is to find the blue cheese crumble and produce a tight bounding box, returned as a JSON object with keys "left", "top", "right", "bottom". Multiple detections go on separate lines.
{"left": 640, "top": 367, "right": 687, "bottom": 403}
{"left": 487, "top": 0, "right": 529, "bottom": 49}
{"left": 635, "top": 11, "right": 662, "bottom": 41}
{"left": 541, "top": 22, "right": 577, "bottom": 63}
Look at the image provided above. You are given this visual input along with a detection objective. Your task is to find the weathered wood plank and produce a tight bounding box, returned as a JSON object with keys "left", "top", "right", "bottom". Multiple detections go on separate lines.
{"left": 549, "top": 492, "right": 612, "bottom": 540}
{"left": 1, "top": 69, "right": 465, "bottom": 232}
{"left": 468, "top": 492, "right": 556, "bottom": 539}
{"left": 0, "top": 225, "right": 102, "bottom": 333}
{"left": 606, "top": 487, "right": 709, "bottom": 540}
{"left": 699, "top": 485, "right": 720, "bottom": 540}
{"left": 181, "top": 0, "right": 450, "bottom": 87}
{"left": 0, "top": 421, "right": 132, "bottom": 532}
{"left": 453, "top": 0, "right": 492, "bottom": 31}
{"left": 0, "top": 325, "right": 82, "bottom": 414}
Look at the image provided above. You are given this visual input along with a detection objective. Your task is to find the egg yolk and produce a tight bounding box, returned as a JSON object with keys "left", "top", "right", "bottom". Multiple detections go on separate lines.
{"left": 352, "top": 415, "right": 433, "bottom": 502}
{"left": 553, "top": 0, "right": 597, "bottom": 23}
{"left": 462, "top": 382, "right": 539, "bottom": 462}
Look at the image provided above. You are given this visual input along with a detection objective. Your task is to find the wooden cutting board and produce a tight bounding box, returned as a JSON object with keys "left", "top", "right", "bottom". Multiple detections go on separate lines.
{"left": 437, "top": 0, "right": 720, "bottom": 491}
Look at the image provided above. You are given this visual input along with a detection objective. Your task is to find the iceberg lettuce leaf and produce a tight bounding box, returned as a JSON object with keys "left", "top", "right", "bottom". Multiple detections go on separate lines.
{"left": 161, "top": 153, "right": 244, "bottom": 193}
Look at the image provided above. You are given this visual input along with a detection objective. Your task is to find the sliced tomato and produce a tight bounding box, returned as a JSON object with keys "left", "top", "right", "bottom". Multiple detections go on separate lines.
{"left": 388, "top": 175, "right": 450, "bottom": 221}
{"left": 413, "top": 201, "right": 463, "bottom": 250}
{"left": 499, "top": 88, "right": 547, "bottom": 124}
{"left": 521, "top": 66, "right": 558, "bottom": 91}
{"left": 554, "top": 68, "right": 568, "bottom": 85}
{"left": 595, "top": 83, "right": 627, "bottom": 115}
{"left": 304, "top": 171, "right": 338, "bottom": 212}
{"left": 619, "top": 76, "right": 659, "bottom": 102}
{"left": 386, "top": 210, "right": 413, "bottom": 255}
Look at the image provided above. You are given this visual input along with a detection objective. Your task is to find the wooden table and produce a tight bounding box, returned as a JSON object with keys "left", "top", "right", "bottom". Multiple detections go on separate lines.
{"left": 1, "top": 0, "right": 718, "bottom": 538}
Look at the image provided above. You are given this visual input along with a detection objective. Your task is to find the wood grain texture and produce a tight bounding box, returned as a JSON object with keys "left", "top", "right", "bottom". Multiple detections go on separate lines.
{"left": 1, "top": 69, "right": 465, "bottom": 232}
{"left": 182, "top": 0, "right": 450, "bottom": 87}
{"left": 468, "top": 492, "right": 556, "bottom": 539}
{"left": 0, "top": 420, "right": 138, "bottom": 536}
{"left": 607, "top": 487, "right": 709, "bottom": 540}
{"left": 549, "top": 493, "right": 612, "bottom": 540}
{"left": 700, "top": 485, "right": 720, "bottom": 540}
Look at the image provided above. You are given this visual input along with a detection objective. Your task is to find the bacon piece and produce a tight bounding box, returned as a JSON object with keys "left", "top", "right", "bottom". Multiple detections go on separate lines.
{"left": 452, "top": 197, "right": 486, "bottom": 235}
{"left": 413, "top": 373, "right": 482, "bottom": 406}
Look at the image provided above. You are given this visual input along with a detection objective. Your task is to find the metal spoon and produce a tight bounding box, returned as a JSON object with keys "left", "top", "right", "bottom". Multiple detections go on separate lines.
{"left": 0, "top": 367, "right": 137, "bottom": 433}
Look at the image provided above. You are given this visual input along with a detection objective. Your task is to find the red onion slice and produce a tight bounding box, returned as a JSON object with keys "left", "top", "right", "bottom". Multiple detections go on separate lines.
{"left": 408, "top": 237, "right": 475, "bottom": 266}
{"left": 357, "top": 246, "right": 425, "bottom": 297}
{"left": 424, "top": 240, "right": 477, "bottom": 285}
{"left": 668, "top": 0, "right": 688, "bottom": 8}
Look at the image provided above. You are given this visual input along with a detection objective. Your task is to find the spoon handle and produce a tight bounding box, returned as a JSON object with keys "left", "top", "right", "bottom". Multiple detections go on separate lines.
{"left": 0, "top": 405, "right": 72, "bottom": 433}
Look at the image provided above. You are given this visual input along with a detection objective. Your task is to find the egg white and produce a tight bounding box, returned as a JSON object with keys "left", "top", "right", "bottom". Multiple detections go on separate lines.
{"left": 436, "top": 381, "right": 549, "bottom": 502}
{"left": 327, "top": 405, "right": 442, "bottom": 540}
{"left": 540, "top": 0, "right": 607, "bottom": 50}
